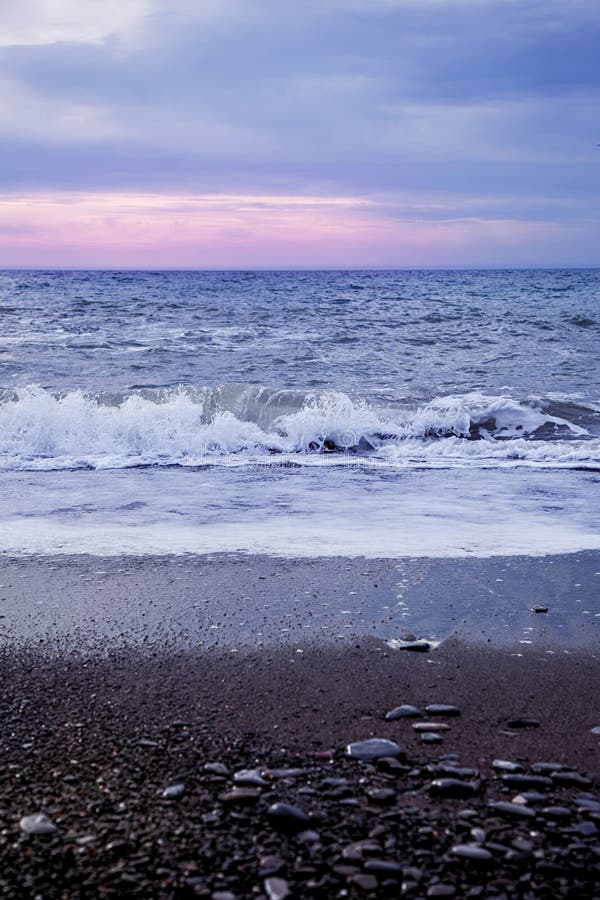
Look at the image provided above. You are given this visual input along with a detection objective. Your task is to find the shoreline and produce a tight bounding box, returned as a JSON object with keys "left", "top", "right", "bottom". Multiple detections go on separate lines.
{"left": 1, "top": 549, "right": 599, "bottom": 650}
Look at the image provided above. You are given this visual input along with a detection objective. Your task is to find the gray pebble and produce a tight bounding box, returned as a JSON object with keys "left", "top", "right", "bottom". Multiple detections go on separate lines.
{"left": 162, "top": 783, "right": 185, "bottom": 799}
{"left": 492, "top": 759, "right": 523, "bottom": 773}
{"left": 425, "top": 704, "right": 460, "bottom": 717}
{"left": 450, "top": 844, "right": 492, "bottom": 861}
{"left": 385, "top": 704, "right": 421, "bottom": 720}
{"left": 264, "top": 877, "right": 290, "bottom": 900}
{"left": 233, "top": 768, "right": 268, "bottom": 787}
{"left": 19, "top": 813, "right": 58, "bottom": 836}
{"left": 347, "top": 738, "right": 402, "bottom": 760}
{"left": 422, "top": 733, "right": 443, "bottom": 744}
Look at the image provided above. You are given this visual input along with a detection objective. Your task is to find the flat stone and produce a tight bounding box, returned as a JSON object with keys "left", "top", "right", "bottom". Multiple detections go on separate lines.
{"left": 531, "top": 762, "right": 569, "bottom": 774}
{"left": 385, "top": 704, "right": 421, "bottom": 720}
{"left": 392, "top": 639, "right": 431, "bottom": 652}
{"left": 266, "top": 802, "right": 311, "bottom": 833}
{"left": 422, "top": 733, "right": 444, "bottom": 744}
{"left": 429, "top": 779, "right": 481, "bottom": 799}
{"left": 507, "top": 718, "right": 540, "bottom": 729}
{"left": 264, "top": 877, "right": 290, "bottom": 900}
{"left": 450, "top": 844, "right": 492, "bottom": 862}
{"left": 413, "top": 722, "right": 450, "bottom": 732}
{"left": 501, "top": 774, "right": 552, "bottom": 789}
{"left": 551, "top": 770, "right": 592, "bottom": 787}
{"left": 347, "top": 738, "right": 402, "bottom": 760}
{"left": 489, "top": 801, "right": 536, "bottom": 819}
{"left": 162, "top": 783, "right": 185, "bottom": 799}
{"left": 20, "top": 813, "right": 58, "bottom": 835}
{"left": 492, "top": 759, "right": 523, "bottom": 773}
{"left": 532, "top": 605, "right": 548, "bottom": 613}
{"left": 591, "top": 726, "right": 600, "bottom": 736}
{"left": 425, "top": 704, "right": 460, "bottom": 717}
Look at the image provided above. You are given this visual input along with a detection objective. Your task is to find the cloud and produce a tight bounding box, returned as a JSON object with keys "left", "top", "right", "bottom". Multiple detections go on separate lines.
{"left": 0, "top": 0, "right": 598, "bottom": 265}
{"left": 0, "top": 0, "right": 150, "bottom": 47}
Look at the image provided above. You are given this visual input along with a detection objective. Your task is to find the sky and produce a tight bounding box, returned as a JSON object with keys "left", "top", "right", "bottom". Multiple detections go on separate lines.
{"left": 0, "top": 0, "right": 599, "bottom": 269}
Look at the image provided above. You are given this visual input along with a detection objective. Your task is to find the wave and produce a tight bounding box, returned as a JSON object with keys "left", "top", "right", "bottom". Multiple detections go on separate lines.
{"left": 0, "top": 384, "right": 599, "bottom": 472}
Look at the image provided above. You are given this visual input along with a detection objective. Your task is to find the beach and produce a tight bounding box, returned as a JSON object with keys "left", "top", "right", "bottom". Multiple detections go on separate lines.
{"left": 1, "top": 552, "right": 599, "bottom": 898}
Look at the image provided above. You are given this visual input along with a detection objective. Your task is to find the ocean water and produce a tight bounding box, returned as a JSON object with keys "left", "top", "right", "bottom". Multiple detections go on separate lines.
{"left": 1, "top": 268, "right": 599, "bottom": 557}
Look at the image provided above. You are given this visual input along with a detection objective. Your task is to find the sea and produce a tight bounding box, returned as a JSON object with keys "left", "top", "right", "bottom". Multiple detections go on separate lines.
{"left": 1, "top": 268, "right": 599, "bottom": 558}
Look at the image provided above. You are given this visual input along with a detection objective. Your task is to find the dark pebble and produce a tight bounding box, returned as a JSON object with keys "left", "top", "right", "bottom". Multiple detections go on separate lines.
{"left": 429, "top": 779, "right": 481, "bottom": 799}
{"left": 425, "top": 704, "right": 460, "bottom": 717}
{"left": 364, "top": 859, "right": 403, "bottom": 877}
{"left": 507, "top": 718, "right": 540, "bottom": 729}
{"left": 266, "top": 802, "right": 311, "bottom": 833}
{"left": 488, "top": 801, "right": 536, "bottom": 819}
{"left": 551, "top": 770, "right": 592, "bottom": 787}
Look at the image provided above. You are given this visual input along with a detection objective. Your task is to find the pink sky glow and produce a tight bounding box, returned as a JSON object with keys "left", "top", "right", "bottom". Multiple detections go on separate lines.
{"left": 0, "top": 191, "right": 579, "bottom": 269}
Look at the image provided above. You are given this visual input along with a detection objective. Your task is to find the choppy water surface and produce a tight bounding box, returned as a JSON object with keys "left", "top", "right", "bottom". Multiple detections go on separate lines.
{"left": 0, "top": 269, "right": 599, "bottom": 556}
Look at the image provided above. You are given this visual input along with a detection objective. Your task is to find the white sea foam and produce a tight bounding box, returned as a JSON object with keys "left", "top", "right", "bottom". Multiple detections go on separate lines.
{"left": 0, "top": 385, "right": 597, "bottom": 472}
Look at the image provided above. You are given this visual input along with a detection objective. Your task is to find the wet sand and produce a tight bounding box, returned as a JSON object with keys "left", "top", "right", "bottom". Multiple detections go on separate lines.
{"left": 0, "top": 552, "right": 599, "bottom": 897}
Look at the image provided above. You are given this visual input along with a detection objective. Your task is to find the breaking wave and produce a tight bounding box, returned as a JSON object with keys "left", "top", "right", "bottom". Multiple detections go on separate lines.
{"left": 0, "top": 384, "right": 599, "bottom": 472}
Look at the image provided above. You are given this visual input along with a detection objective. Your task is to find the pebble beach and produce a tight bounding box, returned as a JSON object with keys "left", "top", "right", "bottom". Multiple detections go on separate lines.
{"left": 1, "top": 552, "right": 599, "bottom": 898}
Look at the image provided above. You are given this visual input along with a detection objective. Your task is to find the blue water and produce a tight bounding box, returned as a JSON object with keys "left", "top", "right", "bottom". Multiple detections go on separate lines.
{"left": 1, "top": 269, "right": 599, "bottom": 557}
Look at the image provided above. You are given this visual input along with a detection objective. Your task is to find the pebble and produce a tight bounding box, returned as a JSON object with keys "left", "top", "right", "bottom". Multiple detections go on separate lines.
{"left": 488, "top": 801, "right": 535, "bottom": 819}
{"left": 393, "top": 639, "right": 431, "bottom": 652}
{"left": 450, "top": 844, "right": 492, "bottom": 862}
{"left": 427, "top": 885, "right": 456, "bottom": 897}
{"left": 259, "top": 855, "right": 285, "bottom": 876}
{"left": 422, "top": 733, "right": 443, "bottom": 744}
{"left": 366, "top": 787, "right": 396, "bottom": 803}
{"left": 19, "top": 813, "right": 58, "bottom": 835}
{"left": 205, "top": 762, "right": 229, "bottom": 775}
{"left": 364, "top": 859, "right": 403, "bottom": 876}
{"left": 347, "top": 738, "right": 403, "bottom": 760}
{"left": 266, "top": 802, "right": 311, "bottom": 833}
{"left": 425, "top": 704, "right": 460, "bottom": 717}
{"left": 532, "top": 605, "right": 548, "bottom": 613}
{"left": 551, "top": 770, "right": 592, "bottom": 787}
{"left": 233, "top": 768, "right": 268, "bottom": 787}
{"left": 591, "top": 726, "right": 600, "bottom": 735}
{"left": 501, "top": 774, "right": 552, "bottom": 789}
{"left": 413, "top": 722, "right": 450, "bottom": 732}
{"left": 429, "top": 779, "right": 481, "bottom": 799}
{"left": 264, "top": 877, "right": 290, "bottom": 900}
{"left": 492, "top": 759, "right": 523, "bottom": 773}
{"left": 162, "top": 783, "right": 185, "bottom": 799}
{"left": 385, "top": 704, "right": 421, "bottom": 720}
{"left": 507, "top": 718, "right": 540, "bottom": 729}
